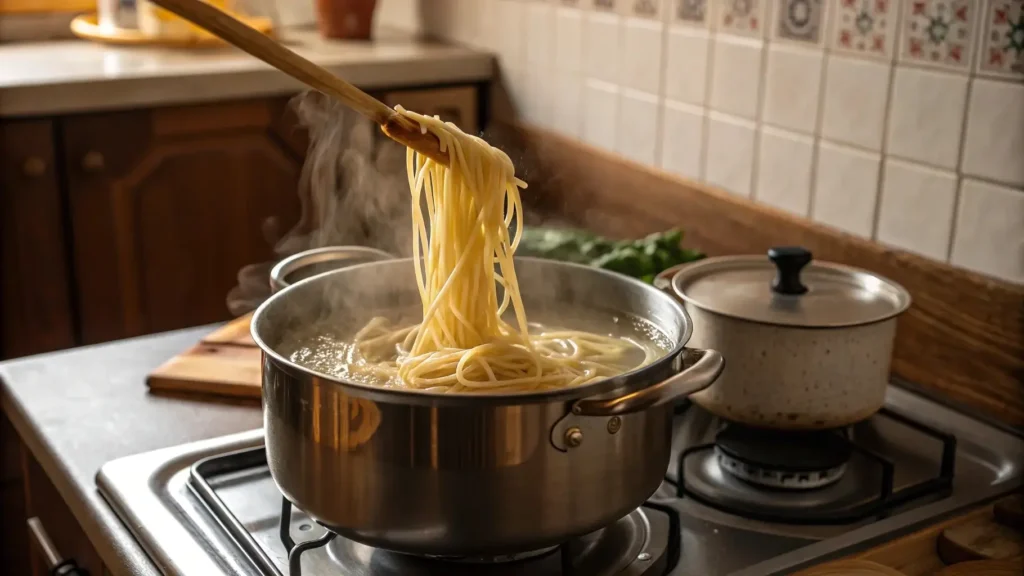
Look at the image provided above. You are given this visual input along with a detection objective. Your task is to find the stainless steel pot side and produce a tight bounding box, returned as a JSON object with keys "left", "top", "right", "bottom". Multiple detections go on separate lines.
{"left": 251, "top": 257, "right": 724, "bottom": 557}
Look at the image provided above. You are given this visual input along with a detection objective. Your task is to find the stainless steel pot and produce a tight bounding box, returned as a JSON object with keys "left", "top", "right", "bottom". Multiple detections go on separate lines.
{"left": 665, "top": 246, "right": 911, "bottom": 430}
{"left": 251, "top": 257, "right": 724, "bottom": 556}
{"left": 269, "top": 245, "right": 394, "bottom": 293}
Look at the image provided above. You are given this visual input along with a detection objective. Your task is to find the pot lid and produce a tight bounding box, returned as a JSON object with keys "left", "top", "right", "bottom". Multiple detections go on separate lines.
{"left": 670, "top": 247, "right": 911, "bottom": 328}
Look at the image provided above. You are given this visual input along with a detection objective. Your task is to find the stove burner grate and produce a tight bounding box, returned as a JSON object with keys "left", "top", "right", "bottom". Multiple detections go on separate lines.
{"left": 667, "top": 406, "right": 958, "bottom": 525}
{"left": 188, "top": 447, "right": 680, "bottom": 576}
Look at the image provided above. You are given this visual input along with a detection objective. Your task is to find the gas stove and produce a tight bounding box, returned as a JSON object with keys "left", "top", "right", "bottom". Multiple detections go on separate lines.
{"left": 97, "top": 383, "right": 1023, "bottom": 576}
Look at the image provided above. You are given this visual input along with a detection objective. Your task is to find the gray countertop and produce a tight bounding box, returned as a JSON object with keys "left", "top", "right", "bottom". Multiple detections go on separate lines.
{"left": 0, "top": 27, "right": 494, "bottom": 117}
{"left": 0, "top": 326, "right": 262, "bottom": 576}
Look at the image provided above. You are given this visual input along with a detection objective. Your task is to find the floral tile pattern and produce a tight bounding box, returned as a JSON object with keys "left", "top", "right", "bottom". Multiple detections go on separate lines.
{"left": 977, "top": 0, "right": 1024, "bottom": 78}
{"left": 626, "top": 0, "right": 664, "bottom": 19}
{"left": 716, "top": 0, "right": 767, "bottom": 38}
{"left": 775, "top": 0, "right": 825, "bottom": 44}
{"left": 830, "top": 0, "right": 899, "bottom": 60}
{"left": 899, "top": 0, "right": 977, "bottom": 71}
{"left": 674, "top": 0, "right": 710, "bottom": 26}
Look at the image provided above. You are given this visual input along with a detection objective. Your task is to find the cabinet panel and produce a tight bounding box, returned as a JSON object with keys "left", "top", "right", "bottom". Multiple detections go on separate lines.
{"left": 0, "top": 119, "right": 76, "bottom": 359}
{"left": 22, "top": 452, "right": 104, "bottom": 576}
{"left": 62, "top": 99, "right": 304, "bottom": 344}
{"left": 382, "top": 86, "right": 480, "bottom": 135}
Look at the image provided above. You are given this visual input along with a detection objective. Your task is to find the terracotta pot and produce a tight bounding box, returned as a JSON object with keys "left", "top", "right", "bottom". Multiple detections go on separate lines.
{"left": 316, "top": 0, "right": 377, "bottom": 40}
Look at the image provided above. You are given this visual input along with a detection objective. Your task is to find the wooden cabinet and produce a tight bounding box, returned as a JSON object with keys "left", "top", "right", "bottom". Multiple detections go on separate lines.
{"left": 383, "top": 86, "right": 480, "bottom": 135}
{"left": 22, "top": 450, "right": 105, "bottom": 576}
{"left": 0, "top": 120, "right": 76, "bottom": 359}
{"left": 61, "top": 98, "right": 306, "bottom": 344}
{"left": 0, "top": 83, "right": 482, "bottom": 356}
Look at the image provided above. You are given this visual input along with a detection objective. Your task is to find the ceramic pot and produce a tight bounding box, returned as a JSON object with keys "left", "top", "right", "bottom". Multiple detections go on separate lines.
{"left": 316, "top": 0, "right": 377, "bottom": 40}
{"left": 665, "top": 247, "right": 911, "bottom": 430}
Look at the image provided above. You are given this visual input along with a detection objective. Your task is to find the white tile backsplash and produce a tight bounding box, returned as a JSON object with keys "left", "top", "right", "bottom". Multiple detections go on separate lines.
{"left": 582, "top": 79, "right": 620, "bottom": 151}
{"left": 705, "top": 112, "right": 757, "bottom": 198}
{"left": 886, "top": 66, "right": 969, "bottom": 170}
{"left": 521, "top": 66, "right": 552, "bottom": 127}
{"left": 621, "top": 17, "right": 665, "bottom": 95}
{"left": 412, "top": 0, "right": 1023, "bottom": 284}
{"left": 618, "top": 88, "right": 661, "bottom": 165}
{"left": 876, "top": 159, "right": 958, "bottom": 260}
{"left": 585, "top": 10, "right": 623, "bottom": 84}
{"left": 663, "top": 26, "right": 710, "bottom": 106}
{"left": 812, "top": 141, "right": 881, "bottom": 239}
{"left": 495, "top": 0, "right": 526, "bottom": 69}
{"left": 756, "top": 127, "right": 814, "bottom": 217}
{"left": 820, "top": 55, "right": 891, "bottom": 151}
{"left": 660, "top": 99, "right": 705, "bottom": 180}
{"left": 554, "top": 6, "right": 585, "bottom": 72}
{"left": 708, "top": 35, "right": 764, "bottom": 120}
{"left": 961, "top": 79, "right": 1024, "bottom": 188}
{"left": 950, "top": 179, "right": 1024, "bottom": 284}
{"left": 526, "top": 2, "right": 555, "bottom": 66}
{"left": 761, "top": 43, "right": 824, "bottom": 134}
{"left": 552, "top": 72, "right": 584, "bottom": 138}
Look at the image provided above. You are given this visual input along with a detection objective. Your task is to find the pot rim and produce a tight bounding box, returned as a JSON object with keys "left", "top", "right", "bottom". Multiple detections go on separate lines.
{"left": 251, "top": 256, "right": 693, "bottom": 407}
{"left": 668, "top": 255, "right": 912, "bottom": 329}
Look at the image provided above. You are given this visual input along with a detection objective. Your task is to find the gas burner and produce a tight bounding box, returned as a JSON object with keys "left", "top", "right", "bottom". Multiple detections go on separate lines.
{"left": 714, "top": 425, "right": 852, "bottom": 490}
{"left": 667, "top": 406, "right": 959, "bottom": 525}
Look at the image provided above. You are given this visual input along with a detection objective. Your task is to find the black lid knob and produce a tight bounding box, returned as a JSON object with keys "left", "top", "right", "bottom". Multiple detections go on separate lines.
{"left": 768, "top": 247, "right": 812, "bottom": 295}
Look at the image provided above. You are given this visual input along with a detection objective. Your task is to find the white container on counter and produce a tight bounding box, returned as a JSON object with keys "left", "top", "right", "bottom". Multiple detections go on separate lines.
{"left": 98, "top": 0, "right": 138, "bottom": 31}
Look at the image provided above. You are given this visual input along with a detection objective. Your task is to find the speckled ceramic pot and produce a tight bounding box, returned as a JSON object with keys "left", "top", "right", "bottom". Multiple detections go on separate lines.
{"left": 665, "top": 247, "right": 911, "bottom": 430}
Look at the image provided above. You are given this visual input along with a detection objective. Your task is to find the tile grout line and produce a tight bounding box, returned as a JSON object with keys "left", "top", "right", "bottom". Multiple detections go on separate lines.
{"left": 807, "top": 0, "right": 834, "bottom": 220}
{"left": 749, "top": 0, "right": 772, "bottom": 203}
{"left": 868, "top": 1, "right": 904, "bottom": 244}
{"left": 945, "top": 1, "right": 989, "bottom": 263}
{"left": 650, "top": 6, "right": 670, "bottom": 168}
{"left": 698, "top": 6, "right": 717, "bottom": 183}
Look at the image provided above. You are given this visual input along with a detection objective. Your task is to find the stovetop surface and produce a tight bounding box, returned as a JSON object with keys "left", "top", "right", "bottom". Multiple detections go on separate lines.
{"left": 97, "top": 384, "right": 1024, "bottom": 576}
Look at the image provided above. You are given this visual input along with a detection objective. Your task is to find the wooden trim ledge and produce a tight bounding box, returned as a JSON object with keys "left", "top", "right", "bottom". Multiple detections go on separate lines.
{"left": 499, "top": 122, "right": 1024, "bottom": 428}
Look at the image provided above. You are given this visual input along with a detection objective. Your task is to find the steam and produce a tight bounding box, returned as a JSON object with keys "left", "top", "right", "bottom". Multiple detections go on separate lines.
{"left": 226, "top": 91, "right": 413, "bottom": 316}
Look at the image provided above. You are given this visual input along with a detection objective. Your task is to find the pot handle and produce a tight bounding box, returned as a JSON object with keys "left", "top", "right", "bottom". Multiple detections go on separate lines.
{"left": 270, "top": 246, "right": 395, "bottom": 293}
{"left": 572, "top": 348, "right": 724, "bottom": 416}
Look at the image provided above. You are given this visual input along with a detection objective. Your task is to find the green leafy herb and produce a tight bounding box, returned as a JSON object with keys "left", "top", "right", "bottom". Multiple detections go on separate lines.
{"left": 519, "top": 226, "right": 705, "bottom": 283}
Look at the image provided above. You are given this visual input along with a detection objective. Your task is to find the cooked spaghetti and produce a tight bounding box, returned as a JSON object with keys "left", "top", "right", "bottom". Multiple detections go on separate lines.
{"left": 288, "top": 107, "right": 658, "bottom": 393}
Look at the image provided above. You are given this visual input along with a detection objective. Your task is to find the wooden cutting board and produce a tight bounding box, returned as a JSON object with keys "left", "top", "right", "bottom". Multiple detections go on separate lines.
{"left": 146, "top": 312, "right": 263, "bottom": 399}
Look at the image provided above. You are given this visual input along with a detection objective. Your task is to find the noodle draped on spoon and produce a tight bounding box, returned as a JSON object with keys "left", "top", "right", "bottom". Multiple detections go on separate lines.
{"left": 305, "top": 108, "right": 654, "bottom": 393}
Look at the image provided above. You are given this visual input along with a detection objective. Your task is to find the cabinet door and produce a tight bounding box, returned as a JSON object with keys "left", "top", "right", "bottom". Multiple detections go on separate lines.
{"left": 62, "top": 99, "right": 304, "bottom": 344}
{"left": 23, "top": 452, "right": 105, "bottom": 576}
{"left": 0, "top": 119, "right": 76, "bottom": 359}
{"left": 382, "top": 86, "right": 480, "bottom": 135}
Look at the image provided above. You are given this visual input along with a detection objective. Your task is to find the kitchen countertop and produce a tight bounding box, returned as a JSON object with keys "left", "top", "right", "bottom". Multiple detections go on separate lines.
{"left": 0, "top": 27, "right": 494, "bottom": 117}
{"left": 0, "top": 326, "right": 262, "bottom": 576}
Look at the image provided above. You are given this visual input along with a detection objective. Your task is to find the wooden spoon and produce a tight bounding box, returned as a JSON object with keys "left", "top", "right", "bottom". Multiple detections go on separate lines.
{"left": 148, "top": 0, "right": 449, "bottom": 165}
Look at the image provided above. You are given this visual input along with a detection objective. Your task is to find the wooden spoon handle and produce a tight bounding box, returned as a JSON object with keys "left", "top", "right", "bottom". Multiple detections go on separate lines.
{"left": 148, "top": 0, "right": 448, "bottom": 164}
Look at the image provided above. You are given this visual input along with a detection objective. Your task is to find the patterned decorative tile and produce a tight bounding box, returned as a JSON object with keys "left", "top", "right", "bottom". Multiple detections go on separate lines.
{"left": 716, "top": 0, "right": 767, "bottom": 38}
{"left": 673, "top": 0, "right": 710, "bottom": 26}
{"left": 619, "top": 0, "right": 663, "bottom": 19}
{"left": 830, "top": 0, "right": 899, "bottom": 60}
{"left": 774, "top": 0, "right": 826, "bottom": 44}
{"left": 977, "top": 0, "right": 1024, "bottom": 78}
{"left": 591, "top": 0, "right": 619, "bottom": 11}
{"left": 898, "top": 0, "right": 977, "bottom": 71}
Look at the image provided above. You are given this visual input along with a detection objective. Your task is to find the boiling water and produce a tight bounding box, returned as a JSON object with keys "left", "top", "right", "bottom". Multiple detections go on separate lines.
{"left": 279, "top": 310, "right": 674, "bottom": 392}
